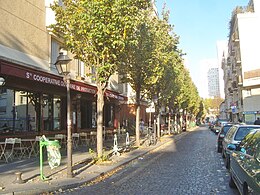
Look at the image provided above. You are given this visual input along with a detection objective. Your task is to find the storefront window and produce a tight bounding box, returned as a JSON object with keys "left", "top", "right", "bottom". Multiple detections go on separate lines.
{"left": 0, "top": 88, "right": 62, "bottom": 133}
{"left": 54, "top": 98, "right": 61, "bottom": 130}
{"left": 92, "top": 102, "right": 97, "bottom": 128}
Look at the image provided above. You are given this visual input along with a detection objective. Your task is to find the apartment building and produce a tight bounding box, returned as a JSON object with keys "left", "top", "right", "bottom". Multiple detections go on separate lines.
{"left": 207, "top": 67, "right": 220, "bottom": 98}
{"left": 222, "top": 0, "right": 260, "bottom": 124}
{"left": 0, "top": 0, "right": 126, "bottom": 134}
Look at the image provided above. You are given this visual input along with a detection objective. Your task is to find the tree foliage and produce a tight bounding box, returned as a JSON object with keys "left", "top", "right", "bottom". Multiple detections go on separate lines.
{"left": 50, "top": 0, "right": 204, "bottom": 153}
{"left": 51, "top": 0, "right": 152, "bottom": 157}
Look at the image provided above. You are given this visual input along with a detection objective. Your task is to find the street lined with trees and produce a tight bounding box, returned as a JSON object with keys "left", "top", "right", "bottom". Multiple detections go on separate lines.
{"left": 50, "top": 0, "right": 204, "bottom": 158}
{"left": 59, "top": 127, "right": 238, "bottom": 195}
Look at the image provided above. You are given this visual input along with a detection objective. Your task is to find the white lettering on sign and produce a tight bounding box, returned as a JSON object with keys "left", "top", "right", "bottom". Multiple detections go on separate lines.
{"left": 80, "top": 86, "right": 96, "bottom": 94}
{"left": 24, "top": 71, "right": 122, "bottom": 99}
{"left": 25, "top": 71, "right": 97, "bottom": 94}
{"left": 26, "top": 72, "right": 62, "bottom": 86}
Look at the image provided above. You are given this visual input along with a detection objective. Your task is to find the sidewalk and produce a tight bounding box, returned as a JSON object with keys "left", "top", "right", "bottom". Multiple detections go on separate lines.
{"left": 0, "top": 128, "right": 197, "bottom": 195}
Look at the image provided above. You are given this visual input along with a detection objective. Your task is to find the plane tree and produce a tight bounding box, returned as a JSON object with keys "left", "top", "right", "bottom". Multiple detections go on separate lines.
{"left": 119, "top": 9, "right": 160, "bottom": 146}
{"left": 50, "top": 0, "right": 151, "bottom": 157}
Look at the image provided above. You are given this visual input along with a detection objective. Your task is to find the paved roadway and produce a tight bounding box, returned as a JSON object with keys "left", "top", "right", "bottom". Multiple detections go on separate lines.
{"left": 58, "top": 126, "right": 239, "bottom": 195}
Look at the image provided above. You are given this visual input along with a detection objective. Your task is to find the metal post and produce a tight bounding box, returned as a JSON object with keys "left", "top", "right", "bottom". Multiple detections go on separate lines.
{"left": 66, "top": 77, "right": 73, "bottom": 178}
{"left": 39, "top": 141, "right": 47, "bottom": 180}
{"left": 54, "top": 52, "right": 72, "bottom": 178}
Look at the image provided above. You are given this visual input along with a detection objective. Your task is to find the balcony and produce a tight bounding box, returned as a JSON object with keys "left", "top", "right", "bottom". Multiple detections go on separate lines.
{"left": 237, "top": 75, "right": 243, "bottom": 86}
{"left": 236, "top": 59, "right": 241, "bottom": 65}
{"left": 233, "top": 38, "right": 240, "bottom": 45}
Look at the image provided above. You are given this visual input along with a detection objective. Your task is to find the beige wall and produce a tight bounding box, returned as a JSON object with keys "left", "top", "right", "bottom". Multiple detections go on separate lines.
{"left": 0, "top": 0, "right": 49, "bottom": 61}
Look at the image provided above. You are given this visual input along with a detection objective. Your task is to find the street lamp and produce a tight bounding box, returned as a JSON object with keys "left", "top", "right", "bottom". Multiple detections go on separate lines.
{"left": 54, "top": 52, "right": 73, "bottom": 178}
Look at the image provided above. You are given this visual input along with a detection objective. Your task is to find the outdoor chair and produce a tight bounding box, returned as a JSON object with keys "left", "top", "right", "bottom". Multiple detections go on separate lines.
{"left": 90, "top": 131, "right": 97, "bottom": 145}
{"left": 29, "top": 136, "right": 41, "bottom": 157}
{"left": 72, "top": 133, "right": 80, "bottom": 149}
{"left": 13, "top": 138, "right": 28, "bottom": 159}
{"left": 54, "top": 134, "right": 66, "bottom": 148}
{"left": 0, "top": 138, "right": 16, "bottom": 163}
{"left": 79, "top": 132, "right": 90, "bottom": 146}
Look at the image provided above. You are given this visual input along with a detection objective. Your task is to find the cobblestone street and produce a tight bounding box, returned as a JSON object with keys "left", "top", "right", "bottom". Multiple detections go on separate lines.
{"left": 59, "top": 126, "right": 239, "bottom": 195}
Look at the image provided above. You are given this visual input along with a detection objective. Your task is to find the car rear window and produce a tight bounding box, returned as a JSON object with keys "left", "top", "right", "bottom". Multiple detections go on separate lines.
{"left": 223, "top": 125, "right": 232, "bottom": 134}
{"left": 234, "top": 127, "right": 260, "bottom": 141}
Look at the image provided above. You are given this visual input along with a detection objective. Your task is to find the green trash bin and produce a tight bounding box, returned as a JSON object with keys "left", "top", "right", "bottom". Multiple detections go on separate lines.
{"left": 39, "top": 135, "right": 61, "bottom": 181}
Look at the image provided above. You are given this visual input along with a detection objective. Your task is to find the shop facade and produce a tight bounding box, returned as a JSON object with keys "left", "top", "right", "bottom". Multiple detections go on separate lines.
{"left": 0, "top": 59, "right": 126, "bottom": 138}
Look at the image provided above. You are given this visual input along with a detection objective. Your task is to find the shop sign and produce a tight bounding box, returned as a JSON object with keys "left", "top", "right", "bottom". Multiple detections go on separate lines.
{"left": 242, "top": 111, "right": 257, "bottom": 114}
{"left": 1, "top": 63, "right": 126, "bottom": 100}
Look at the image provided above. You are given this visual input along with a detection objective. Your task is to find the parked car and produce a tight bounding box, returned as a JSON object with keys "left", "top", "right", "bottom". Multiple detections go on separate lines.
{"left": 209, "top": 121, "right": 215, "bottom": 131}
{"left": 222, "top": 124, "right": 260, "bottom": 169}
{"left": 213, "top": 119, "right": 229, "bottom": 134}
{"left": 228, "top": 129, "right": 260, "bottom": 195}
{"left": 217, "top": 123, "right": 234, "bottom": 153}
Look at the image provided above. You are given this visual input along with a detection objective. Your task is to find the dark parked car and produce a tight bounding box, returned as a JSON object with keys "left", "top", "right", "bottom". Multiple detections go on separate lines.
{"left": 217, "top": 123, "right": 233, "bottom": 153}
{"left": 213, "top": 119, "right": 229, "bottom": 134}
{"left": 209, "top": 121, "right": 215, "bottom": 131}
{"left": 228, "top": 129, "right": 260, "bottom": 195}
{"left": 222, "top": 124, "right": 260, "bottom": 169}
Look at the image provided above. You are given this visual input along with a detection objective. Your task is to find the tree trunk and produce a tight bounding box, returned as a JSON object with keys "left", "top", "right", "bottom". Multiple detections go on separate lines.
{"left": 157, "top": 113, "right": 160, "bottom": 138}
{"left": 135, "top": 90, "right": 141, "bottom": 147}
{"left": 135, "top": 105, "right": 140, "bottom": 147}
{"left": 96, "top": 85, "right": 104, "bottom": 158}
{"left": 168, "top": 114, "right": 171, "bottom": 135}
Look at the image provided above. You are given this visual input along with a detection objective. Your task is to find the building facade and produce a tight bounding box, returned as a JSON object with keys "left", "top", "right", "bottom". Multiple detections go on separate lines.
{"left": 222, "top": 0, "right": 260, "bottom": 124}
{"left": 0, "top": 0, "right": 127, "bottom": 137}
{"left": 207, "top": 67, "right": 220, "bottom": 98}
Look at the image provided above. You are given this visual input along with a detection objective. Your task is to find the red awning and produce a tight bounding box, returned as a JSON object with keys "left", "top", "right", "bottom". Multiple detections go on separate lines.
{"left": 0, "top": 60, "right": 127, "bottom": 101}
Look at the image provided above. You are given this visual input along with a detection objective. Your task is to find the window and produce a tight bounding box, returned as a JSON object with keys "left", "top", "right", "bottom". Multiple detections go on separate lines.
{"left": 77, "top": 59, "right": 85, "bottom": 78}
{"left": 226, "top": 126, "right": 236, "bottom": 140}
{"left": 235, "top": 127, "right": 260, "bottom": 141}
{"left": 51, "top": 39, "right": 61, "bottom": 72}
{"left": 241, "top": 132, "right": 259, "bottom": 156}
{"left": 0, "top": 88, "right": 7, "bottom": 94}
{"left": 20, "top": 96, "right": 27, "bottom": 105}
{"left": 0, "top": 98, "right": 7, "bottom": 114}
{"left": 245, "top": 89, "right": 251, "bottom": 96}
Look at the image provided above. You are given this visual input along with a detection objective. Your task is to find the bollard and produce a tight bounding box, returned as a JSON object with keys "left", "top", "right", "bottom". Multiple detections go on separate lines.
{"left": 13, "top": 171, "right": 25, "bottom": 184}
{"left": 125, "top": 132, "right": 130, "bottom": 147}
{"left": 113, "top": 134, "right": 120, "bottom": 156}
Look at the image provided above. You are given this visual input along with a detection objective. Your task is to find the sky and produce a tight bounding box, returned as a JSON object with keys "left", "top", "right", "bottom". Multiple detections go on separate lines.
{"left": 155, "top": 0, "right": 248, "bottom": 98}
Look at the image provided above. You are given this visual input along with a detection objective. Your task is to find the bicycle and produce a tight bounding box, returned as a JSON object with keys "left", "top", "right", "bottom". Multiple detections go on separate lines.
{"left": 144, "top": 127, "right": 157, "bottom": 146}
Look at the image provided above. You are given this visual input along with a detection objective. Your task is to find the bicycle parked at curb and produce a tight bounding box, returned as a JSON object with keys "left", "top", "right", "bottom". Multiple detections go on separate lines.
{"left": 145, "top": 127, "right": 157, "bottom": 146}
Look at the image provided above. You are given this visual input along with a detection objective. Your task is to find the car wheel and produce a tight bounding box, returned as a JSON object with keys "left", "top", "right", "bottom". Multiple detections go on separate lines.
{"left": 222, "top": 149, "right": 225, "bottom": 158}
{"left": 217, "top": 146, "right": 222, "bottom": 153}
{"left": 243, "top": 183, "right": 248, "bottom": 195}
{"left": 225, "top": 156, "right": 230, "bottom": 169}
{"left": 229, "top": 174, "right": 236, "bottom": 188}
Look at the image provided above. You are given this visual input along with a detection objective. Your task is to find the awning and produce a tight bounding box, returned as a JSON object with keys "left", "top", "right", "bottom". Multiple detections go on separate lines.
{"left": 0, "top": 60, "right": 127, "bottom": 101}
